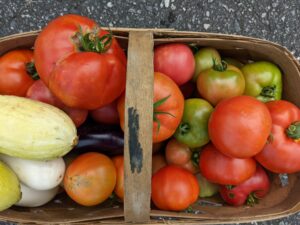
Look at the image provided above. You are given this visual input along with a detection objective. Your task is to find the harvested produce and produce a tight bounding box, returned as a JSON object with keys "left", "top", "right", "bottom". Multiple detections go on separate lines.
{"left": 0, "top": 154, "right": 65, "bottom": 190}
{"left": 26, "top": 79, "right": 88, "bottom": 127}
{"left": 220, "top": 165, "right": 270, "bottom": 206}
{"left": 256, "top": 100, "right": 300, "bottom": 173}
{"left": 242, "top": 61, "right": 282, "bottom": 102}
{"left": 0, "top": 49, "right": 36, "bottom": 96}
{"left": 90, "top": 99, "right": 120, "bottom": 124}
{"left": 193, "top": 47, "right": 221, "bottom": 82}
{"left": 197, "top": 62, "right": 245, "bottom": 106}
{"left": 152, "top": 165, "right": 199, "bottom": 211}
{"left": 15, "top": 183, "right": 59, "bottom": 207}
{"left": 0, "top": 95, "right": 77, "bottom": 159}
{"left": 196, "top": 173, "right": 219, "bottom": 198}
{"left": 64, "top": 152, "right": 116, "bottom": 206}
{"left": 174, "top": 98, "right": 213, "bottom": 148}
{"left": 154, "top": 43, "right": 195, "bottom": 85}
{"left": 34, "top": 14, "right": 126, "bottom": 109}
{"left": 208, "top": 95, "right": 272, "bottom": 158}
{"left": 152, "top": 153, "right": 167, "bottom": 174}
{"left": 165, "top": 138, "right": 199, "bottom": 174}
{"left": 0, "top": 161, "right": 21, "bottom": 211}
{"left": 74, "top": 122, "right": 124, "bottom": 156}
{"left": 199, "top": 144, "right": 256, "bottom": 185}
{"left": 112, "top": 155, "right": 124, "bottom": 200}
{"left": 118, "top": 72, "right": 184, "bottom": 143}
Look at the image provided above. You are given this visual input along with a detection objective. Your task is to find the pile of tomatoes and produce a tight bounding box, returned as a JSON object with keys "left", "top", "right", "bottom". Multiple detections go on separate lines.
{"left": 1, "top": 13, "right": 300, "bottom": 212}
{"left": 148, "top": 43, "right": 300, "bottom": 211}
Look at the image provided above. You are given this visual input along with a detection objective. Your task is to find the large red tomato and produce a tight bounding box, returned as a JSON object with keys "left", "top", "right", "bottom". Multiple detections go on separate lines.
{"left": 151, "top": 165, "right": 199, "bottom": 211}
{"left": 154, "top": 43, "right": 195, "bottom": 85}
{"left": 34, "top": 14, "right": 126, "bottom": 110}
{"left": 26, "top": 80, "right": 88, "bottom": 127}
{"left": 117, "top": 72, "right": 184, "bottom": 143}
{"left": 209, "top": 96, "right": 272, "bottom": 158}
{"left": 255, "top": 100, "right": 300, "bottom": 173}
{"left": 0, "top": 49, "right": 36, "bottom": 96}
{"left": 199, "top": 144, "right": 256, "bottom": 185}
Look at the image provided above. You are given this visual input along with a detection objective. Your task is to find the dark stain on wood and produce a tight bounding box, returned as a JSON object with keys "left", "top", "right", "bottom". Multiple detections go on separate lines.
{"left": 128, "top": 107, "right": 143, "bottom": 173}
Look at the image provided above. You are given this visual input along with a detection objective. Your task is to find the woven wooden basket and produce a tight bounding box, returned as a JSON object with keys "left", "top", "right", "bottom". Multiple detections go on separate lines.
{"left": 0, "top": 29, "right": 299, "bottom": 224}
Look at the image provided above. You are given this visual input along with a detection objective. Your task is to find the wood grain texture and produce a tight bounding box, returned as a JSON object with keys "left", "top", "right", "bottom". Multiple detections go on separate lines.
{"left": 124, "top": 31, "right": 154, "bottom": 223}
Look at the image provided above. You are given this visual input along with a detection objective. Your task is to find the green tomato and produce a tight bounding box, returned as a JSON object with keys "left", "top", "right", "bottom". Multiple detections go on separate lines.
{"left": 193, "top": 48, "right": 221, "bottom": 82}
{"left": 241, "top": 61, "right": 282, "bottom": 102}
{"left": 196, "top": 173, "right": 219, "bottom": 198}
{"left": 174, "top": 98, "right": 213, "bottom": 148}
{"left": 197, "top": 62, "right": 245, "bottom": 106}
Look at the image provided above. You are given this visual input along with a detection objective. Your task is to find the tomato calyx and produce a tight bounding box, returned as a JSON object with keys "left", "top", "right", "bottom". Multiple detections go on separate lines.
{"left": 212, "top": 58, "right": 227, "bottom": 72}
{"left": 178, "top": 123, "right": 190, "bottom": 135}
{"left": 286, "top": 121, "right": 300, "bottom": 141}
{"left": 25, "top": 62, "right": 40, "bottom": 80}
{"left": 246, "top": 192, "right": 260, "bottom": 206}
{"left": 191, "top": 150, "right": 200, "bottom": 166}
{"left": 258, "top": 85, "right": 276, "bottom": 102}
{"left": 74, "top": 27, "right": 113, "bottom": 53}
{"left": 153, "top": 95, "right": 175, "bottom": 133}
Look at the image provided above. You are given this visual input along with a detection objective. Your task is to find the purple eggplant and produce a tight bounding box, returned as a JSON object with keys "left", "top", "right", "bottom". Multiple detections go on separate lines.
{"left": 73, "top": 122, "right": 124, "bottom": 156}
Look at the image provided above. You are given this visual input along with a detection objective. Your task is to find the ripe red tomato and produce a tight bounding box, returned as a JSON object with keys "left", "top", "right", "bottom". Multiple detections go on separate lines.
{"left": 154, "top": 43, "right": 195, "bottom": 85}
{"left": 26, "top": 80, "right": 88, "bottom": 127}
{"left": 112, "top": 155, "right": 124, "bottom": 201}
{"left": 199, "top": 144, "right": 256, "bottom": 185}
{"left": 209, "top": 96, "right": 272, "bottom": 158}
{"left": 220, "top": 165, "right": 270, "bottom": 206}
{"left": 255, "top": 100, "right": 300, "bottom": 173}
{"left": 151, "top": 165, "right": 199, "bottom": 211}
{"left": 64, "top": 152, "right": 116, "bottom": 206}
{"left": 90, "top": 99, "right": 120, "bottom": 124}
{"left": 0, "top": 49, "right": 35, "bottom": 96}
{"left": 118, "top": 72, "right": 184, "bottom": 143}
{"left": 34, "top": 14, "right": 126, "bottom": 110}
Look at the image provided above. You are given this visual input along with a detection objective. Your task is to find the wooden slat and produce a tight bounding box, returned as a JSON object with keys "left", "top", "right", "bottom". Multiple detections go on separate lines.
{"left": 124, "top": 31, "right": 154, "bottom": 222}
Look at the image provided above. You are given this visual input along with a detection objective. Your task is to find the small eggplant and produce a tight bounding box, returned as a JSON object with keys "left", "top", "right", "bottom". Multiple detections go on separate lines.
{"left": 74, "top": 122, "right": 124, "bottom": 156}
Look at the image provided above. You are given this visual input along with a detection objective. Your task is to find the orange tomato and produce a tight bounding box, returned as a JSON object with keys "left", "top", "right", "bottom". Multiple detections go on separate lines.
{"left": 112, "top": 155, "right": 124, "bottom": 200}
{"left": 64, "top": 152, "right": 116, "bottom": 206}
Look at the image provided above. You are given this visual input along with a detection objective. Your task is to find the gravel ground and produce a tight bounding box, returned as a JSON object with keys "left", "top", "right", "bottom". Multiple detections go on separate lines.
{"left": 0, "top": 0, "right": 300, "bottom": 224}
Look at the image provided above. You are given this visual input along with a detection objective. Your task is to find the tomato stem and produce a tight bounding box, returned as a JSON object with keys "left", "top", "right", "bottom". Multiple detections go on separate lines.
{"left": 259, "top": 85, "right": 276, "bottom": 102}
{"left": 246, "top": 193, "right": 259, "bottom": 206}
{"left": 74, "top": 26, "right": 112, "bottom": 53}
{"left": 286, "top": 121, "right": 300, "bottom": 140}
{"left": 25, "top": 62, "right": 40, "bottom": 80}
{"left": 153, "top": 95, "right": 175, "bottom": 134}
{"left": 212, "top": 58, "right": 227, "bottom": 72}
{"left": 191, "top": 150, "right": 200, "bottom": 166}
{"left": 178, "top": 123, "right": 190, "bottom": 135}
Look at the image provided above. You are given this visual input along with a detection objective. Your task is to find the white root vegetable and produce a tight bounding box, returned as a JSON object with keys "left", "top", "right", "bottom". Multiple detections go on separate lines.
{"left": 15, "top": 183, "right": 59, "bottom": 207}
{"left": 0, "top": 154, "right": 65, "bottom": 190}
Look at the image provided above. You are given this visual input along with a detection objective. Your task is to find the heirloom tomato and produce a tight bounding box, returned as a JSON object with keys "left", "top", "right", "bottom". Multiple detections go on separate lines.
{"left": 255, "top": 100, "right": 300, "bottom": 173}
{"left": 34, "top": 14, "right": 126, "bottom": 110}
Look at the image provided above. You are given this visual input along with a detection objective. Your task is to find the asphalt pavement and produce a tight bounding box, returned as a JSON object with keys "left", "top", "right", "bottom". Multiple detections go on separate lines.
{"left": 0, "top": 0, "right": 300, "bottom": 224}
